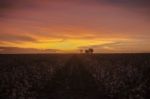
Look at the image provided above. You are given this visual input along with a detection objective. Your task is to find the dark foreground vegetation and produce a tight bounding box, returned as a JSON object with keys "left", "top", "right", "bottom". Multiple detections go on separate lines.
{"left": 0, "top": 54, "right": 150, "bottom": 99}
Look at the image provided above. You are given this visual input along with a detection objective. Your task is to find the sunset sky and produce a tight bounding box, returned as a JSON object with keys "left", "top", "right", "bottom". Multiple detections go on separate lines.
{"left": 0, "top": 0, "right": 150, "bottom": 53}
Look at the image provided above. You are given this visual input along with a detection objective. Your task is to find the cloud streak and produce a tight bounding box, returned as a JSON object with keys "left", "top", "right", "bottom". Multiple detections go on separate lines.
{"left": 0, "top": 34, "right": 37, "bottom": 43}
{"left": 0, "top": 46, "right": 60, "bottom": 54}
{"left": 79, "top": 40, "right": 150, "bottom": 53}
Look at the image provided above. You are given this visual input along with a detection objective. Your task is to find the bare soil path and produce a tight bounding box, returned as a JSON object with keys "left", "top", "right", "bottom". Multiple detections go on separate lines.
{"left": 39, "top": 55, "right": 105, "bottom": 99}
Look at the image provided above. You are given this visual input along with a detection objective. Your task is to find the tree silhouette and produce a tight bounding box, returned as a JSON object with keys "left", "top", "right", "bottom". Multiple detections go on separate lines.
{"left": 89, "top": 48, "right": 94, "bottom": 54}
{"left": 80, "top": 49, "right": 83, "bottom": 53}
{"left": 85, "top": 48, "right": 94, "bottom": 54}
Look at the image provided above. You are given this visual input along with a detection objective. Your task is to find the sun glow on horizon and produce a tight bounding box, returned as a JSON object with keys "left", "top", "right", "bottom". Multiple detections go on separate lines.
{"left": 2, "top": 39, "right": 113, "bottom": 50}
{"left": 0, "top": 0, "right": 150, "bottom": 53}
